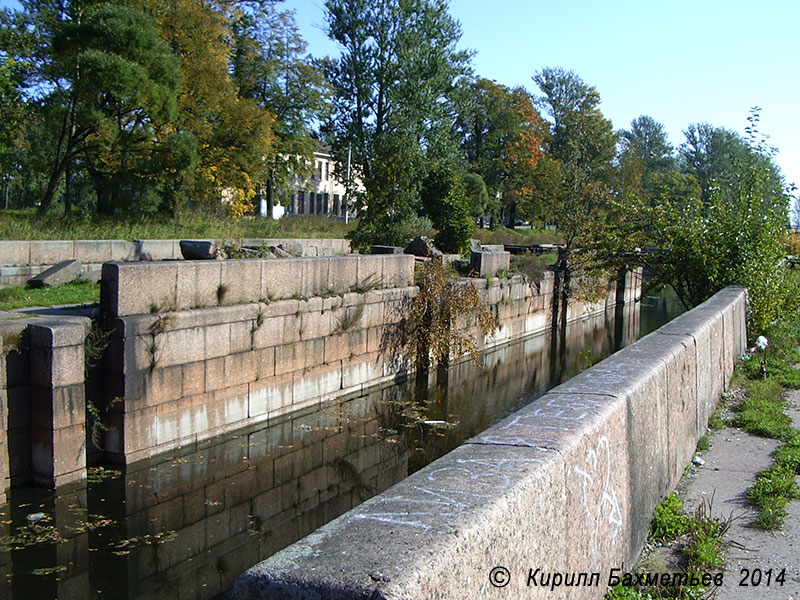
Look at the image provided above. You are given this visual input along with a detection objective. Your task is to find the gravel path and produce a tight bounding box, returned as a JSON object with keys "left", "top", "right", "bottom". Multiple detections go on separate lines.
{"left": 681, "top": 389, "right": 800, "bottom": 599}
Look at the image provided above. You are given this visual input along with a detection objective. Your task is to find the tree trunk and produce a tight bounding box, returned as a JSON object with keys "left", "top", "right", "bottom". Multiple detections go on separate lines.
{"left": 64, "top": 163, "right": 72, "bottom": 217}
{"left": 265, "top": 176, "right": 274, "bottom": 220}
{"left": 39, "top": 156, "right": 69, "bottom": 216}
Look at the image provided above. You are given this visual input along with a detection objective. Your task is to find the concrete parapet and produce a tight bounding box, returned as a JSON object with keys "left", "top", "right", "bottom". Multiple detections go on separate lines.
{"left": 229, "top": 286, "right": 746, "bottom": 600}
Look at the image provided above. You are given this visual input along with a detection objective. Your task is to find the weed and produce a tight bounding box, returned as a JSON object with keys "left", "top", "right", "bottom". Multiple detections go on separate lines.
{"left": 774, "top": 435, "right": 800, "bottom": 473}
{"left": 2, "top": 330, "right": 25, "bottom": 353}
{"left": 495, "top": 267, "right": 513, "bottom": 279}
{"left": 746, "top": 464, "right": 799, "bottom": 530}
{"left": 333, "top": 303, "right": 365, "bottom": 334}
{"left": 85, "top": 320, "right": 113, "bottom": 372}
{"left": 252, "top": 307, "right": 265, "bottom": 332}
{"left": 350, "top": 272, "right": 383, "bottom": 294}
{"left": 216, "top": 283, "right": 229, "bottom": 305}
{"left": 649, "top": 493, "right": 690, "bottom": 541}
{"left": 695, "top": 435, "right": 710, "bottom": 452}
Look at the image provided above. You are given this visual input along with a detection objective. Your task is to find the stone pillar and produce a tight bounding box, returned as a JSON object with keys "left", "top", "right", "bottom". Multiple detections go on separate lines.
{"left": 28, "top": 320, "right": 88, "bottom": 486}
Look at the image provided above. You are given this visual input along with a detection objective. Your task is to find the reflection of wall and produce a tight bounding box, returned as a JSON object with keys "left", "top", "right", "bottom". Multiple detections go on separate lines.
{"left": 92, "top": 390, "right": 408, "bottom": 600}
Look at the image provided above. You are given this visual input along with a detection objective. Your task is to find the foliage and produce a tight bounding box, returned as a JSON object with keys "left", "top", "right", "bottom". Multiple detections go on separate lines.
{"left": 509, "top": 252, "right": 557, "bottom": 283}
{"left": 232, "top": 2, "right": 330, "bottom": 217}
{"left": 0, "top": 208, "right": 355, "bottom": 240}
{"left": 526, "top": 67, "right": 617, "bottom": 318}
{"left": 0, "top": 278, "right": 98, "bottom": 310}
{"left": 324, "top": 0, "right": 470, "bottom": 250}
{"left": 410, "top": 259, "right": 497, "bottom": 370}
{"left": 649, "top": 493, "right": 690, "bottom": 541}
{"left": 455, "top": 79, "right": 546, "bottom": 226}
{"left": 615, "top": 111, "right": 794, "bottom": 334}
{"left": 421, "top": 162, "right": 474, "bottom": 253}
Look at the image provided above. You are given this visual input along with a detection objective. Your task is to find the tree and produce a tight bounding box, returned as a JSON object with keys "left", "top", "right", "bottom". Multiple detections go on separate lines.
{"left": 618, "top": 115, "right": 675, "bottom": 202}
{"left": 6, "top": 1, "right": 188, "bottom": 215}
{"left": 528, "top": 67, "right": 617, "bottom": 318}
{"left": 324, "top": 0, "right": 470, "bottom": 250}
{"left": 151, "top": 0, "right": 275, "bottom": 217}
{"left": 620, "top": 110, "right": 793, "bottom": 333}
{"left": 463, "top": 172, "right": 488, "bottom": 227}
{"left": 455, "top": 79, "right": 546, "bottom": 227}
{"left": 233, "top": 3, "right": 330, "bottom": 218}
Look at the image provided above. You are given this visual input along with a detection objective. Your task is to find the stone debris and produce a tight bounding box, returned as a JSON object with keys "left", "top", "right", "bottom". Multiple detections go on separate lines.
{"left": 27, "top": 259, "right": 83, "bottom": 288}
{"left": 404, "top": 235, "right": 443, "bottom": 258}
{"left": 179, "top": 240, "right": 224, "bottom": 260}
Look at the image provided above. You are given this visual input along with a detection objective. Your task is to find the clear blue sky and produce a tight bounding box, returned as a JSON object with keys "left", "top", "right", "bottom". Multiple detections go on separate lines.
{"left": 283, "top": 0, "right": 800, "bottom": 197}
{"left": 4, "top": 0, "right": 798, "bottom": 198}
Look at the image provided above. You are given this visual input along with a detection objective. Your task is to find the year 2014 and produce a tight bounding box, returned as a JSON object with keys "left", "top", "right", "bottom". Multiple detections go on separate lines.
{"left": 738, "top": 568, "right": 786, "bottom": 587}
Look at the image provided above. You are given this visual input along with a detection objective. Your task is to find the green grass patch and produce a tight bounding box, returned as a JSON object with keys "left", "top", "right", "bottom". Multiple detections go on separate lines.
{"left": 695, "top": 435, "right": 710, "bottom": 452}
{"left": 729, "top": 378, "right": 795, "bottom": 441}
{"left": 0, "top": 279, "right": 100, "bottom": 310}
{"left": 0, "top": 208, "right": 353, "bottom": 241}
{"left": 649, "top": 493, "right": 691, "bottom": 542}
{"left": 773, "top": 435, "right": 800, "bottom": 473}
{"left": 509, "top": 252, "right": 557, "bottom": 282}
{"left": 746, "top": 464, "right": 800, "bottom": 530}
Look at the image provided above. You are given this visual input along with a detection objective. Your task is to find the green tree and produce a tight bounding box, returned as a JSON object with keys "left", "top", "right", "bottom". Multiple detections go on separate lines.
{"left": 421, "top": 161, "right": 473, "bottom": 253}
{"left": 455, "top": 79, "right": 546, "bottom": 228}
{"left": 232, "top": 3, "right": 330, "bottom": 218}
{"left": 528, "top": 67, "right": 617, "bottom": 314}
{"left": 621, "top": 111, "right": 793, "bottom": 333}
{"left": 324, "top": 0, "right": 470, "bottom": 250}
{"left": 463, "top": 171, "right": 488, "bottom": 227}
{"left": 6, "top": 1, "right": 187, "bottom": 215}
{"left": 618, "top": 115, "right": 675, "bottom": 202}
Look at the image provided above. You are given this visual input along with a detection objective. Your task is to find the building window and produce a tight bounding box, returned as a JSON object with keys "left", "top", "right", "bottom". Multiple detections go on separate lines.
{"left": 333, "top": 194, "right": 340, "bottom": 215}
{"left": 298, "top": 191, "right": 305, "bottom": 214}
{"left": 323, "top": 193, "right": 329, "bottom": 214}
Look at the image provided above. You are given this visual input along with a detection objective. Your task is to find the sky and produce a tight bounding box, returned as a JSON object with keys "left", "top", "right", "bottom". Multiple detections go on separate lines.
{"left": 282, "top": 0, "right": 800, "bottom": 199}
{"left": 3, "top": 0, "right": 798, "bottom": 202}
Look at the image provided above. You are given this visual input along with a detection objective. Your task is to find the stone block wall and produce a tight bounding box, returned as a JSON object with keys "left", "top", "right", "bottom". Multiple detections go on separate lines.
{"left": 0, "top": 313, "right": 90, "bottom": 489}
{"left": 0, "top": 238, "right": 352, "bottom": 285}
{"left": 101, "top": 254, "right": 414, "bottom": 317}
{"left": 229, "top": 286, "right": 746, "bottom": 600}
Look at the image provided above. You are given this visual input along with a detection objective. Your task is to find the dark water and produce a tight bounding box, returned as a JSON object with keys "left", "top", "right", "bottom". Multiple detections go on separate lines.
{"left": 0, "top": 292, "right": 681, "bottom": 600}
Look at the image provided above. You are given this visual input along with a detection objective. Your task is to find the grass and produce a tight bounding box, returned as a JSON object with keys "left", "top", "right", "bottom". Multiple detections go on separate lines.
{"left": 0, "top": 279, "right": 99, "bottom": 310}
{"left": 473, "top": 226, "right": 563, "bottom": 247}
{"left": 649, "top": 493, "right": 690, "bottom": 541}
{"left": 607, "top": 496, "right": 729, "bottom": 599}
{"left": 509, "top": 252, "right": 557, "bottom": 282}
{"left": 0, "top": 207, "right": 354, "bottom": 240}
{"left": 727, "top": 317, "right": 800, "bottom": 530}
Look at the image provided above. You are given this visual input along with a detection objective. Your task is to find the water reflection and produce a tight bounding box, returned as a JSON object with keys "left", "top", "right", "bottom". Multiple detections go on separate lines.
{"left": 0, "top": 295, "right": 677, "bottom": 600}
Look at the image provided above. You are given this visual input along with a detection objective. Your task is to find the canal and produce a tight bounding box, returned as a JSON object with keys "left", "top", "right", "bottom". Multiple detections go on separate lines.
{"left": 0, "top": 286, "right": 684, "bottom": 600}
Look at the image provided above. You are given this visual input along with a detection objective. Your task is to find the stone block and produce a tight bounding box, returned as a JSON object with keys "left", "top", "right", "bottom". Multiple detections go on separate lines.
{"left": 292, "top": 363, "right": 342, "bottom": 406}
{"left": 341, "top": 353, "right": 383, "bottom": 391}
{"left": 113, "top": 263, "right": 179, "bottom": 316}
{"left": 252, "top": 315, "right": 284, "bottom": 349}
{"left": 300, "top": 309, "right": 332, "bottom": 341}
{"left": 0, "top": 240, "right": 31, "bottom": 265}
{"left": 262, "top": 258, "right": 304, "bottom": 300}
{"left": 135, "top": 239, "right": 178, "bottom": 261}
{"left": 370, "top": 245, "right": 404, "bottom": 254}
{"left": 230, "top": 320, "right": 254, "bottom": 354}
{"left": 180, "top": 240, "right": 221, "bottom": 260}
{"left": 205, "top": 357, "right": 226, "bottom": 393}
{"left": 327, "top": 256, "right": 358, "bottom": 293}
{"left": 145, "top": 366, "right": 184, "bottom": 405}
{"left": 182, "top": 361, "right": 206, "bottom": 398}
{"left": 355, "top": 255, "right": 384, "bottom": 290}
{"left": 28, "top": 259, "right": 83, "bottom": 288}
{"left": 225, "top": 352, "right": 256, "bottom": 388}
{"left": 110, "top": 240, "right": 135, "bottom": 262}
{"left": 30, "top": 240, "right": 73, "bottom": 265}
{"left": 249, "top": 373, "right": 293, "bottom": 418}
{"left": 158, "top": 326, "right": 207, "bottom": 367}
{"left": 204, "top": 323, "right": 231, "bottom": 360}
{"left": 176, "top": 261, "right": 222, "bottom": 311}
{"left": 73, "top": 240, "right": 113, "bottom": 263}
{"left": 207, "top": 384, "right": 249, "bottom": 430}
{"left": 30, "top": 384, "right": 85, "bottom": 431}
{"left": 254, "top": 346, "right": 276, "bottom": 380}
{"left": 300, "top": 258, "right": 331, "bottom": 297}
{"left": 220, "top": 260, "right": 263, "bottom": 305}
